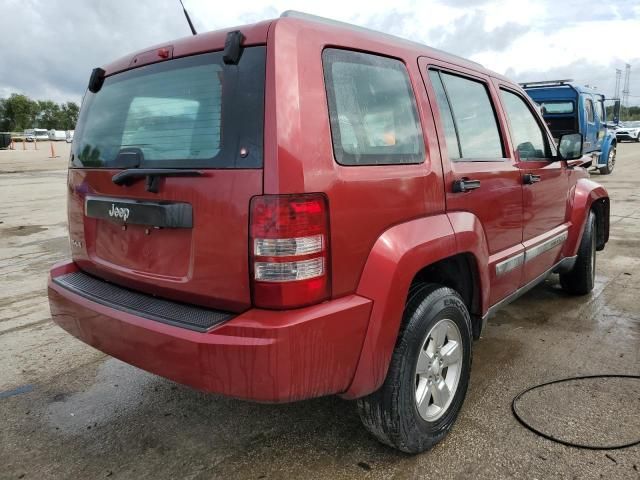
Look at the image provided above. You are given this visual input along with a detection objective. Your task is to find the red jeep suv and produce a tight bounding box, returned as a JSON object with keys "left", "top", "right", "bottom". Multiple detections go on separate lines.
{"left": 48, "top": 11, "right": 610, "bottom": 453}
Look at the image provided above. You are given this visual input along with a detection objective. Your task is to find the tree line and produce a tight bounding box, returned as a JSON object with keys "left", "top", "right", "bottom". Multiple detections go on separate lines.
{"left": 606, "top": 104, "right": 640, "bottom": 122}
{"left": 0, "top": 93, "right": 80, "bottom": 132}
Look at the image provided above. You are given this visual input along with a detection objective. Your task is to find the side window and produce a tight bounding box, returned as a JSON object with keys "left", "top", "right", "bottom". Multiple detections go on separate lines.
{"left": 500, "top": 89, "right": 548, "bottom": 160}
{"left": 585, "top": 98, "right": 594, "bottom": 123}
{"left": 430, "top": 70, "right": 503, "bottom": 160}
{"left": 322, "top": 49, "right": 424, "bottom": 165}
{"left": 595, "top": 99, "right": 605, "bottom": 122}
{"left": 428, "top": 70, "right": 461, "bottom": 159}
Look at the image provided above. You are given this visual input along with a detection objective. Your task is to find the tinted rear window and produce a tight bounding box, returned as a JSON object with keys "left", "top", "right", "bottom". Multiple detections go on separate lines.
{"left": 539, "top": 101, "right": 574, "bottom": 114}
{"left": 72, "top": 47, "right": 265, "bottom": 169}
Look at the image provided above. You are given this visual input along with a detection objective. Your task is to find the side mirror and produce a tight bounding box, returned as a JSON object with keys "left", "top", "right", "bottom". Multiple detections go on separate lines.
{"left": 613, "top": 100, "right": 621, "bottom": 124}
{"left": 558, "top": 133, "right": 583, "bottom": 161}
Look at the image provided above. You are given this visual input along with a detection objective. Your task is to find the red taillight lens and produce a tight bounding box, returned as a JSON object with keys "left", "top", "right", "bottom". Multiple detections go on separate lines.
{"left": 250, "top": 194, "right": 330, "bottom": 309}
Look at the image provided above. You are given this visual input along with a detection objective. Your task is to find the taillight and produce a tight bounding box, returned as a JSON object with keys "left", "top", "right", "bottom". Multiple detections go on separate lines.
{"left": 250, "top": 194, "right": 330, "bottom": 309}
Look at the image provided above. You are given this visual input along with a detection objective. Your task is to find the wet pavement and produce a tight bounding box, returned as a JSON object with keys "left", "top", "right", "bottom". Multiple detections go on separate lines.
{"left": 1, "top": 142, "right": 639, "bottom": 479}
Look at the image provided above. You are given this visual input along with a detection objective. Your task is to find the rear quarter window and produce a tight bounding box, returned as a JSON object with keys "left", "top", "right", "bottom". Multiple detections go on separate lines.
{"left": 322, "top": 49, "right": 424, "bottom": 166}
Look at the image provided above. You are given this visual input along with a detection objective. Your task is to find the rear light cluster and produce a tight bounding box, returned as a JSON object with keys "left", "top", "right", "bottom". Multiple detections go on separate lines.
{"left": 250, "top": 194, "right": 330, "bottom": 309}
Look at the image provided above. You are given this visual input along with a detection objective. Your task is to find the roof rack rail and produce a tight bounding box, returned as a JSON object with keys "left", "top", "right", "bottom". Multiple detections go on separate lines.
{"left": 519, "top": 79, "right": 574, "bottom": 88}
{"left": 280, "top": 10, "right": 484, "bottom": 69}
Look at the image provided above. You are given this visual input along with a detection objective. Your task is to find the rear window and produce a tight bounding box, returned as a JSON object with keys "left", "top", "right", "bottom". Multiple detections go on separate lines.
{"left": 322, "top": 49, "right": 424, "bottom": 165}
{"left": 539, "top": 101, "right": 574, "bottom": 114}
{"left": 72, "top": 47, "right": 266, "bottom": 169}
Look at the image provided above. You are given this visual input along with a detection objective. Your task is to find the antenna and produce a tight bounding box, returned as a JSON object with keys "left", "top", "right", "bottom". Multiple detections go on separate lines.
{"left": 179, "top": 0, "right": 197, "bottom": 36}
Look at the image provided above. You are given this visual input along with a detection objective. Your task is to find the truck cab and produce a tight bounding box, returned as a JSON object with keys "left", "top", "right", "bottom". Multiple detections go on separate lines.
{"left": 522, "top": 80, "right": 617, "bottom": 174}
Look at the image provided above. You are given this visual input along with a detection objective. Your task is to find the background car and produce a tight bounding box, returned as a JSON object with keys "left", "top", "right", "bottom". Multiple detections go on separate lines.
{"left": 615, "top": 121, "right": 640, "bottom": 142}
{"left": 24, "top": 128, "right": 49, "bottom": 141}
{"left": 48, "top": 129, "right": 67, "bottom": 141}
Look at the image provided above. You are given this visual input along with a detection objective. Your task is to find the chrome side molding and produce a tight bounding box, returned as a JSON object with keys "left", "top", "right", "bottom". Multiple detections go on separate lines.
{"left": 525, "top": 231, "right": 568, "bottom": 262}
{"left": 495, "top": 252, "right": 525, "bottom": 276}
{"left": 495, "top": 230, "right": 568, "bottom": 277}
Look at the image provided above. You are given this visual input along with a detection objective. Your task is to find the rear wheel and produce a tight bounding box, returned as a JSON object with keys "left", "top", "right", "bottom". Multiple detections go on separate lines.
{"left": 636, "top": 133, "right": 640, "bottom": 143}
{"left": 357, "top": 284, "right": 472, "bottom": 453}
{"left": 598, "top": 148, "right": 615, "bottom": 174}
{"left": 560, "top": 211, "right": 596, "bottom": 295}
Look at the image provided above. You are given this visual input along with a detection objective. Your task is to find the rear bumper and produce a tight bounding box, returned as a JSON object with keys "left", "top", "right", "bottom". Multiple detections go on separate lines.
{"left": 48, "top": 261, "right": 372, "bottom": 403}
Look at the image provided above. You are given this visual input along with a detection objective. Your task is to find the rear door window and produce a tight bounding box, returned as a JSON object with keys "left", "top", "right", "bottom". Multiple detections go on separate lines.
{"left": 322, "top": 49, "right": 424, "bottom": 165}
{"left": 428, "top": 70, "right": 461, "bottom": 159}
{"left": 500, "top": 89, "right": 549, "bottom": 160}
{"left": 72, "top": 47, "right": 266, "bottom": 169}
{"left": 429, "top": 70, "right": 504, "bottom": 160}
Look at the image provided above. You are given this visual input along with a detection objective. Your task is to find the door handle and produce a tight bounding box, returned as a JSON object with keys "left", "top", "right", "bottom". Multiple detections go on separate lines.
{"left": 523, "top": 174, "right": 541, "bottom": 185}
{"left": 452, "top": 178, "right": 481, "bottom": 193}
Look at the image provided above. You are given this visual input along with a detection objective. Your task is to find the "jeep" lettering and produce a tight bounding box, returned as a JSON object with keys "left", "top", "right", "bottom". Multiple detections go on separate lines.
{"left": 108, "top": 204, "right": 130, "bottom": 222}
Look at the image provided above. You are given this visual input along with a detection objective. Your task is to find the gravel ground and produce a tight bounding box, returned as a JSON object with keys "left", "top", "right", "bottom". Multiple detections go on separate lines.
{"left": 1, "top": 141, "right": 639, "bottom": 479}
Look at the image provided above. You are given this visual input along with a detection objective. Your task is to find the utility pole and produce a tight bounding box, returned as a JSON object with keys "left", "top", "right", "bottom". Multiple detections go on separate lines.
{"left": 614, "top": 68, "right": 622, "bottom": 100}
{"left": 621, "top": 64, "right": 631, "bottom": 120}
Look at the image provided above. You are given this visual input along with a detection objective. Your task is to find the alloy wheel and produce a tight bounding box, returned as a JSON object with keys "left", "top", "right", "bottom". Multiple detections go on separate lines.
{"left": 608, "top": 149, "right": 615, "bottom": 169}
{"left": 415, "top": 318, "right": 463, "bottom": 421}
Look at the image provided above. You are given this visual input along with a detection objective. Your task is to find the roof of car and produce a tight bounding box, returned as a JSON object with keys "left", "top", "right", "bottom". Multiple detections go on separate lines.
{"left": 102, "top": 11, "right": 509, "bottom": 83}
{"left": 279, "top": 11, "right": 510, "bottom": 81}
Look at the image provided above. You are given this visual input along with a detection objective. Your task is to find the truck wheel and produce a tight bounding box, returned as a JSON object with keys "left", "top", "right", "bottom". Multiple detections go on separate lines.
{"left": 357, "top": 284, "right": 472, "bottom": 453}
{"left": 560, "top": 211, "right": 596, "bottom": 295}
{"left": 598, "top": 148, "right": 615, "bottom": 174}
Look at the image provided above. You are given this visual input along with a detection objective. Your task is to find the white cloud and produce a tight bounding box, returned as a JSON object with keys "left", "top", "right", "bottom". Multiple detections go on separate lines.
{"left": 473, "top": 20, "right": 639, "bottom": 73}
{"left": 1, "top": 0, "right": 639, "bottom": 105}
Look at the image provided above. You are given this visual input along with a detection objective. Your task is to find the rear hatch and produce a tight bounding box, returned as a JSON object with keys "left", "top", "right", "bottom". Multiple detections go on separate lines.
{"left": 68, "top": 46, "right": 266, "bottom": 312}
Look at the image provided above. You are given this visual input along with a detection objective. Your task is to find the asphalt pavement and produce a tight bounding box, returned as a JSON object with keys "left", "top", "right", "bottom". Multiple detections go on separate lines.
{"left": 1, "top": 141, "right": 638, "bottom": 479}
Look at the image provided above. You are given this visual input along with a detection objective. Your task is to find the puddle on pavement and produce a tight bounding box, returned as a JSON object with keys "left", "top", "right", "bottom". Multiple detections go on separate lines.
{"left": 1, "top": 225, "right": 47, "bottom": 237}
{"left": 19, "top": 234, "right": 69, "bottom": 250}
{"left": 45, "top": 359, "right": 159, "bottom": 434}
{"left": 513, "top": 376, "right": 640, "bottom": 448}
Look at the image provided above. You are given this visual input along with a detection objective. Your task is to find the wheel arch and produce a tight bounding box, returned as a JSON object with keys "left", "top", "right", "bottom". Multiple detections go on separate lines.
{"left": 599, "top": 135, "right": 616, "bottom": 166}
{"left": 565, "top": 178, "right": 609, "bottom": 256}
{"left": 410, "top": 253, "right": 482, "bottom": 338}
{"left": 341, "top": 213, "right": 489, "bottom": 399}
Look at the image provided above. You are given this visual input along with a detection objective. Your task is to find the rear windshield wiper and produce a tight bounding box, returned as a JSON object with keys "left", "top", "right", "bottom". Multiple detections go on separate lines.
{"left": 112, "top": 168, "right": 203, "bottom": 193}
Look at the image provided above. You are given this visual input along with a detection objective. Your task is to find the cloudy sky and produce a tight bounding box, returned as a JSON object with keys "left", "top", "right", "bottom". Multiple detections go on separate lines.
{"left": 1, "top": 0, "right": 639, "bottom": 106}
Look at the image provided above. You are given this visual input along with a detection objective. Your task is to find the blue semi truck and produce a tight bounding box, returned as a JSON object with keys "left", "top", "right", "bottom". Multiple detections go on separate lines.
{"left": 522, "top": 79, "right": 617, "bottom": 175}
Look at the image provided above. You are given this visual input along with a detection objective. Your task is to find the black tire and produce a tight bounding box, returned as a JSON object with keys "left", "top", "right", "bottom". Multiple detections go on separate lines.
{"left": 598, "top": 148, "right": 615, "bottom": 174}
{"left": 560, "top": 211, "right": 596, "bottom": 295}
{"left": 636, "top": 133, "right": 640, "bottom": 143}
{"left": 357, "top": 284, "right": 472, "bottom": 453}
